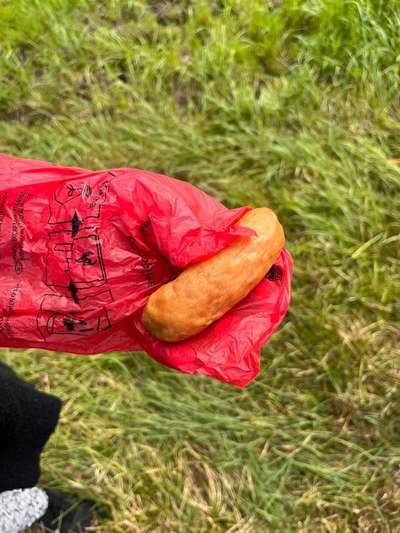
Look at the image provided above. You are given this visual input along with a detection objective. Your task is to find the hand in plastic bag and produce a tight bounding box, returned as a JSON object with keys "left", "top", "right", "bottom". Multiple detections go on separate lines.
{"left": 0, "top": 153, "right": 292, "bottom": 387}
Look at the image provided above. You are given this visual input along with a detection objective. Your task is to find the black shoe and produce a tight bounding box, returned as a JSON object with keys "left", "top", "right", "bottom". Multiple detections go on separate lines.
{"left": 35, "top": 489, "right": 94, "bottom": 532}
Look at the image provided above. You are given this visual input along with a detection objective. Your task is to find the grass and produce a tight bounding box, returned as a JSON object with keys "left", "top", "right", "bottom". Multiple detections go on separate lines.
{"left": 0, "top": 0, "right": 399, "bottom": 531}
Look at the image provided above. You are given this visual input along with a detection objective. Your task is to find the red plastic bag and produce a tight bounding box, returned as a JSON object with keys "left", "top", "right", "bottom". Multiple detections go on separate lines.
{"left": 0, "top": 153, "right": 292, "bottom": 387}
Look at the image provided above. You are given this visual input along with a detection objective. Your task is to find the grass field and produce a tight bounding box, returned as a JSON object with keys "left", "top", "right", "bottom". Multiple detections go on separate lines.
{"left": 1, "top": 0, "right": 400, "bottom": 531}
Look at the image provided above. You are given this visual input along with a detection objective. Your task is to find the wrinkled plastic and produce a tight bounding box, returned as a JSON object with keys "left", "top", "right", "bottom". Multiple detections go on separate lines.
{"left": 0, "top": 153, "right": 292, "bottom": 387}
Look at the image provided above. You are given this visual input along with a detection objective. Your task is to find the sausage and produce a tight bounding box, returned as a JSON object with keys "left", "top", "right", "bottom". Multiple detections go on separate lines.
{"left": 142, "top": 207, "right": 285, "bottom": 342}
